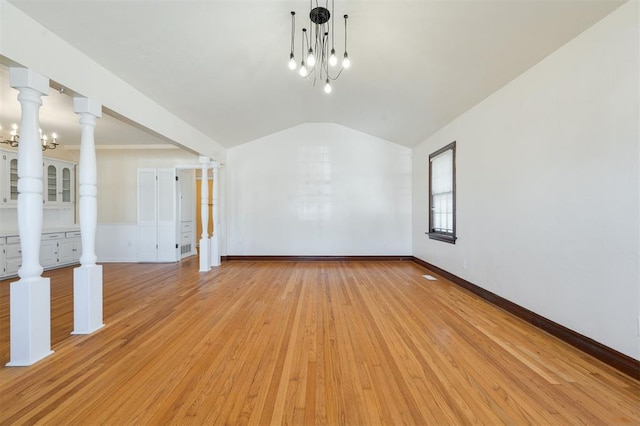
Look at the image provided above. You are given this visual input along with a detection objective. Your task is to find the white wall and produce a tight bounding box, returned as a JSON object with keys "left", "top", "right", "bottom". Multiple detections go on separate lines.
{"left": 91, "top": 148, "right": 198, "bottom": 223}
{"left": 89, "top": 148, "right": 200, "bottom": 262}
{"left": 413, "top": 2, "right": 639, "bottom": 359}
{"left": 228, "top": 123, "right": 412, "bottom": 256}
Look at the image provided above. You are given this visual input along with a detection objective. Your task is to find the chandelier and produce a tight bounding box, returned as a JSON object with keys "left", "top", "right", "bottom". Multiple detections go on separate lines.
{"left": 1, "top": 123, "right": 59, "bottom": 151}
{"left": 288, "top": 1, "right": 350, "bottom": 94}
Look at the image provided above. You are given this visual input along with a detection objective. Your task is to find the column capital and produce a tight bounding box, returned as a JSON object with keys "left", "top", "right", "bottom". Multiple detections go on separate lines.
{"left": 9, "top": 68, "right": 49, "bottom": 95}
{"left": 73, "top": 97, "right": 102, "bottom": 118}
{"left": 199, "top": 155, "right": 211, "bottom": 165}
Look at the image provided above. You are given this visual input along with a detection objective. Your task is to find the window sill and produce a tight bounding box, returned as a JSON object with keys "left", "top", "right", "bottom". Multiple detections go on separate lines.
{"left": 426, "top": 232, "right": 456, "bottom": 244}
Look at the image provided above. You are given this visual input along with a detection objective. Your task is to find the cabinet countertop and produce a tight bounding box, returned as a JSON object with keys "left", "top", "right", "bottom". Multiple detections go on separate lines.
{"left": 0, "top": 226, "right": 81, "bottom": 238}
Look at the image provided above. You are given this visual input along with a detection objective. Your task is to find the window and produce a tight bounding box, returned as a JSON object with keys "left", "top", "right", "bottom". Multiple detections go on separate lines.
{"left": 428, "top": 141, "right": 456, "bottom": 243}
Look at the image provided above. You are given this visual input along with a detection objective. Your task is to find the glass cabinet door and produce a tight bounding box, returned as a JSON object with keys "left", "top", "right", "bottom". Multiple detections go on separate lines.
{"left": 62, "top": 167, "right": 71, "bottom": 203}
{"left": 47, "top": 164, "right": 57, "bottom": 202}
{"left": 9, "top": 158, "right": 18, "bottom": 202}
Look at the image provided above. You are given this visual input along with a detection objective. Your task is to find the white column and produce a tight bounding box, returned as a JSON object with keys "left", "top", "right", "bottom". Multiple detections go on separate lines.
{"left": 199, "top": 156, "right": 211, "bottom": 272}
{"left": 7, "top": 68, "right": 53, "bottom": 366}
{"left": 210, "top": 163, "right": 221, "bottom": 267}
{"left": 72, "top": 98, "right": 104, "bottom": 334}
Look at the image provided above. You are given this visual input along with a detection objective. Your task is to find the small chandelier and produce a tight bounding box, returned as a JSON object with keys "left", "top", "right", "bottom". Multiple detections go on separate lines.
{"left": 1, "top": 123, "right": 59, "bottom": 151}
{"left": 288, "top": 1, "right": 350, "bottom": 94}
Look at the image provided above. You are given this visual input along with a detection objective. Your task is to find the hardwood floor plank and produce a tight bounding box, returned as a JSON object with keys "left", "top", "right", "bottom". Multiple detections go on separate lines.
{"left": 1, "top": 259, "right": 638, "bottom": 425}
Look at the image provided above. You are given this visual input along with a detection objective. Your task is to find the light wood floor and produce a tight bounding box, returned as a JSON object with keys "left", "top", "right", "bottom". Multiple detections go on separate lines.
{"left": 0, "top": 259, "right": 638, "bottom": 425}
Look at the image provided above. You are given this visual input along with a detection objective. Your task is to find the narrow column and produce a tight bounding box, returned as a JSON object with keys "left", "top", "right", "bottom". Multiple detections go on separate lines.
{"left": 199, "top": 156, "right": 211, "bottom": 272}
{"left": 210, "top": 163, "right": 221, "bottom": 267}
{"left": 7, "top": 68, "right": 53, "bottom": 366}
{"left": 72, "top": 98, "right": 104, "bottom": 334}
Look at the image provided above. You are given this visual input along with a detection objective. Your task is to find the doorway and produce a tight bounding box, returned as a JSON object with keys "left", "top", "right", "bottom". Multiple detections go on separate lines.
{"left": 195, "top": 176, "right": 214, "bottom": 246}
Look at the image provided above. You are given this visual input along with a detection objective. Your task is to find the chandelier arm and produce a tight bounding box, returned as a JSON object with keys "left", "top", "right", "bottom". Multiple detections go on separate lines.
{"left": 1, "top": 129, "right": 58, "bottom": 150}
{"left": 331, "top": 0, "right": 335, "bottom": 50}
{"left": 323, "top": 31, "right": 329, "bottom": 80}
{"left": 290, "top": 11, "right": 296, "bottom": 55}
{"left": 344, "top": 14, "right": 348, "bottom": 52}
{"left": 327, "top": 67, "right": 345, "bottom": 81}
{"left": 309, "top": 0, "right": 313, "bottom": 48}
{"left": 301, "top": 27, "right": 306, "bottom": 69}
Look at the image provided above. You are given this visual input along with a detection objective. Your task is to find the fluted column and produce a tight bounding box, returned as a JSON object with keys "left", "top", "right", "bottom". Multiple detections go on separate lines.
{"left": 72, "top": 97, "right": 104, "bottom": 334}
{"left": 199, "top": 156, "right": 211, "bottom": 272}
{"left": 210, "top": 163, "right": 221, "bottom": 267}
{"left": 7, "top": 68, "right": 53, "bottom": 366}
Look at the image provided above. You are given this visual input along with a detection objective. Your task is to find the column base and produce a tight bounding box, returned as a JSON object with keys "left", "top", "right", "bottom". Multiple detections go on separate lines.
{"left": 199, "top": 237, "right": 211, "bottom": 272}
{"left": 6, "top": 277, "right": 54, "bottom": 367}
{"left": 72, "top": 264, "right": 105, "bottom": 334}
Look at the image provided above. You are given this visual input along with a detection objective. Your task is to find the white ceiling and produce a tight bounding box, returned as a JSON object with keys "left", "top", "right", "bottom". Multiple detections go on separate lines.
{"left": 3, "top": 0, "right": 627, "bottom": 148}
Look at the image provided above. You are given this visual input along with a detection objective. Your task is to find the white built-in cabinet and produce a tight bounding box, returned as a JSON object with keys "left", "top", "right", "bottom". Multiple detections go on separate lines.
{"left": 1, "top": 151, "right": 19, "bottom": 205}
{"left": 179, "top": 169, "right": 195, "bottom": 259}
{"left": 5, "top": 237, "right": 21, "bottom": 276}
{"left": 0, "top": 237, "right": 6, "bottom": 276}
{"left": 0, "top": 148, "right": 79, "bottom": 278}
{"left": 0, "top": 231, "right": 82, "bottom": 278}
{"left": 137, "top": 168, "right": 195, "bottom": 263}
{"left": 1, "top": 148, "right": 75, "bottom": 207}
{"left": 44, "top": 159, "right": 75, "bottom": 206}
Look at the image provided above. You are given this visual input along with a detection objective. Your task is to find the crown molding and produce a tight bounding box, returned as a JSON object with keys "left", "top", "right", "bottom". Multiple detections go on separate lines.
{"left": 64, "top": 144, "right": 179, "bottom": 150}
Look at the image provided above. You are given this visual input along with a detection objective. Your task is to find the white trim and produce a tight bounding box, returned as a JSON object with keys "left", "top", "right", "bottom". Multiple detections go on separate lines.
{"left": 64, "top": 144, "right": 179, "bottom": 150}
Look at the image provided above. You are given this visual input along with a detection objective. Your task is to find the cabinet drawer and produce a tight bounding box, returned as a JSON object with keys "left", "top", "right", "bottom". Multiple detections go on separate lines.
{"left": 181, "top": 222, "right": 193, "bottom": 232}
{"left": 6, "top": 258, "right": 21, "bottom": 275}
{"left": 7, "top": 236, "right": 20, "bottom": 245}
{"left": 42, "top": 232, "right": 65, "bottom": 240}
{"left": 0, "top": 237, "right": 5, "bottom": 245}
{"left": 6, "top": 244, "right": 21, "bottom": 258}
{"left": 181, "top": 232, "right": 193, "bottom": 243}
{"left": 66, "top": 231, "right": 82, "bottom": 238}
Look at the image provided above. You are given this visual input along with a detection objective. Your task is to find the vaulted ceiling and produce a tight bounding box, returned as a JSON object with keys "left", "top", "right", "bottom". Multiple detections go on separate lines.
{"left": 2, "top": 0, "right": 627, "bottom": 148}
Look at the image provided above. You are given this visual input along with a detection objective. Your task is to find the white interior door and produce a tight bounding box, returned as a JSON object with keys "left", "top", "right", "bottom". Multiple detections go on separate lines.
{"left": 157, "top": 168, "right": 177, "bottom": 262}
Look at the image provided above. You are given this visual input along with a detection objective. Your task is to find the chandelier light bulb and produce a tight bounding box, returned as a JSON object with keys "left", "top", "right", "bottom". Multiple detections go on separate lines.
{"left": 307, "top": 49, "right": 316, "bottom": 67}
{"left": 342, "top": 52, "right": 351, "bottom": 69}
{"left": 324, "top": 79, "right": 332, "bottom": 94}
{"left": 299, "top": 61, "right": 308, "bottom": 77}
{"left": 329, "top": 49, "right": 338, "bottom": 67}
{"left": 288, "top": 54, "right": 297, "bottom": 70}
{"left": 1, "top": 123, "right": 59, "bottom": 149}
